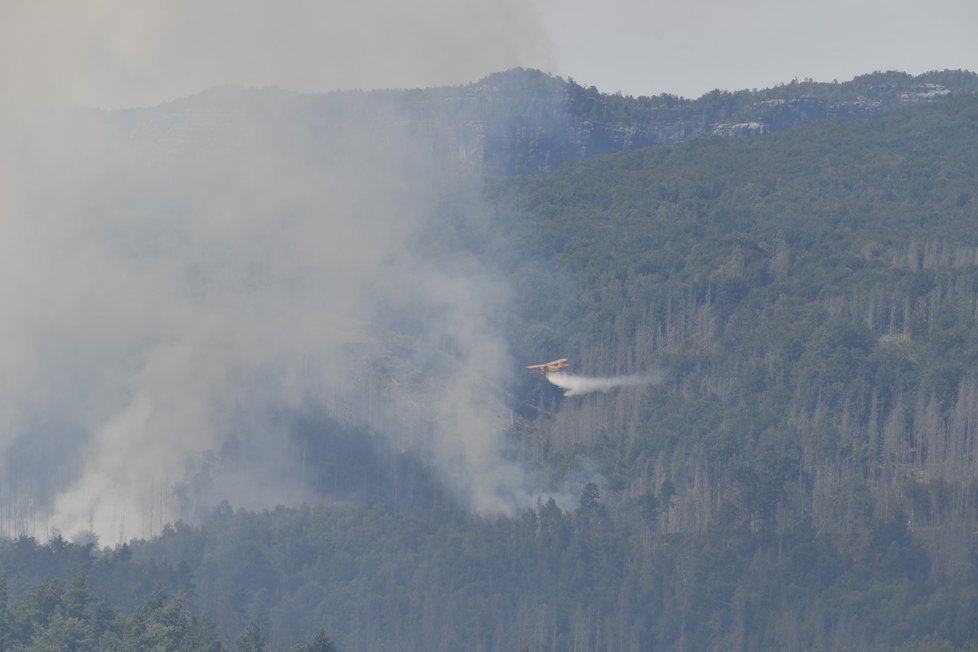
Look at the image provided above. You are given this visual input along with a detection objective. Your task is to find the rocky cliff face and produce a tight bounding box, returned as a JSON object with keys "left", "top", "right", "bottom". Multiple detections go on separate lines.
{"left": 476, "top": 69, "right": 978, "bottom": 174}
{"left": 466, "top": 69, "right": 978, "bottom": 175}
{"left": 110, "top": 68, "right": 978, "bottom": 177}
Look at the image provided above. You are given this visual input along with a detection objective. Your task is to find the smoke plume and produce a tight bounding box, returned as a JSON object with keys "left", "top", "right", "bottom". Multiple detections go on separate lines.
{"left": 0, "top": 1, "right": 555, "bottom": 542}
{"left": 546, "top": 372, "right": 662, "bottom": 397}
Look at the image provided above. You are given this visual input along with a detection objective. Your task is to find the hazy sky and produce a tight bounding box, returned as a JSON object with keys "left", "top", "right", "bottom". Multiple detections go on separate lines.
{"left": 542, "top": 0, "right": 978, "bottom": 97}
{"left": 3, "top": 0, "right": 977, "bottom": 108}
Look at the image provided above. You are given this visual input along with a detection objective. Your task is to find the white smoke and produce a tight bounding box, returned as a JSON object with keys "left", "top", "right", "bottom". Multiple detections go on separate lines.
{"left": 546, "top": 372, "right": 662, "bottom": 397}
{"left": 12, "top": 103, "right": 546, "bottom": 540}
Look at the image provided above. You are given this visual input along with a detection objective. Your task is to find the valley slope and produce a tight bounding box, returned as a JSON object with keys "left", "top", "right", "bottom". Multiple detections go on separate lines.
{"left": 3, "top": 76, "right": 978, "bottom": 652}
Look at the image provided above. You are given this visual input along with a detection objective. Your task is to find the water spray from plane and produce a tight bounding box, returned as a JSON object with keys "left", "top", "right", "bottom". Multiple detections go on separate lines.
{"left": 527, "top": 358, "right": 662, "bottom": 397}
{"left": 545, "top": 371, "right": 662, "bottom": 397}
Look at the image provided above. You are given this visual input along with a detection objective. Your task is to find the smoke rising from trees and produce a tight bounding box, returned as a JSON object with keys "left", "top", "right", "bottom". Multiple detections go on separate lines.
{"left": 0, "top": 1, "right": 555, "bottom": 541}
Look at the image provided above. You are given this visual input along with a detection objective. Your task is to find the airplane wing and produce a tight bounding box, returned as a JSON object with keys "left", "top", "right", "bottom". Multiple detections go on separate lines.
{"left": 527, "top": 358, "right": 568, "bottom": 373}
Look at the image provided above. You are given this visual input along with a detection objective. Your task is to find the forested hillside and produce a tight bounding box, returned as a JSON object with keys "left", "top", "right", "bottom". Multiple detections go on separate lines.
{"left": 0, "top": 546, "right": 334, "bottom": 651}
{"left": 4, "top": 83, "right": 978, "bottom": 651}
{"left": 470, "top": 67, "right": 978, "bottom": 174}
{"left": 498, "top": 89, "right": 978, "bottom": 539}
{"left": 114, "top": 67, "right": 978, "bottom": 177}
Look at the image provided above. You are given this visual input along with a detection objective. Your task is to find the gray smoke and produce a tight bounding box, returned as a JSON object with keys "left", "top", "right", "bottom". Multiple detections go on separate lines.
{"left": 0, "top": 1, "right": 556, "bottom": 542}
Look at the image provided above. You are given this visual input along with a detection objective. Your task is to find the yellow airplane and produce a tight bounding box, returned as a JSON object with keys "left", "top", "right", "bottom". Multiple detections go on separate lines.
{"left": 526, "top": 358, "right": 569, "bottom": 373}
